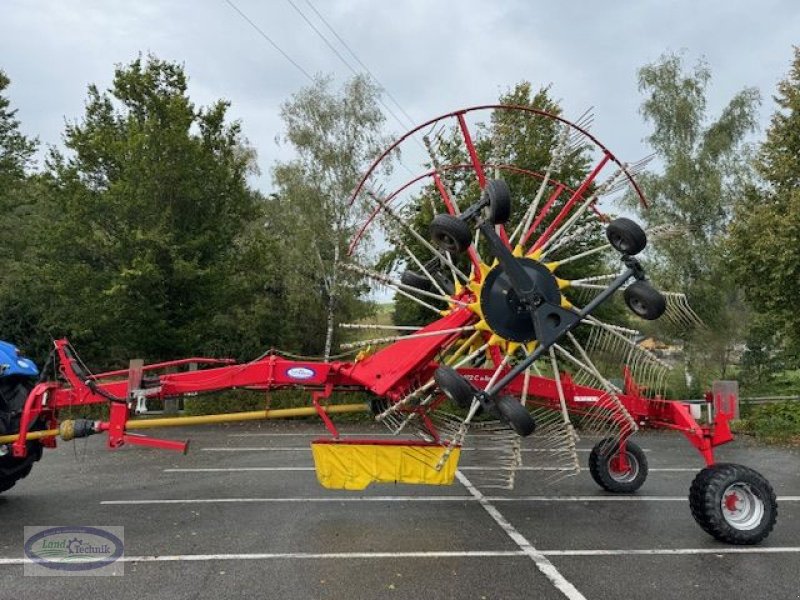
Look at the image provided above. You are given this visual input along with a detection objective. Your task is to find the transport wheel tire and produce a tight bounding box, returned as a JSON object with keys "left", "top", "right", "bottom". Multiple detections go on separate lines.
{"left": 0, "top": 378, "right": 43, "bottom": 494}
{"left": 434, "top": 366, "right": 475, "bottom": 409}
{"left": 624, "top": 281, "right": 666, "bottom": 320}
{"left": 495, "top": 396, "right": 536, "bottom": 437}
{"left": 606, "top": 217, "right": 647, "bottom": 255}
{"left": 484, "top": 179, "right": 511, "bottom": 225}
{"left": 430, "top": 214, "right": 472, "bottom": 255}
{"left": 588, "top": 437, "right": 648, "bottom": 493}
{"left": 400, "top": 269, "right": 432, "bottom": 291}
{"left": 689, "top": 463, "right": 777, "bottom": 545}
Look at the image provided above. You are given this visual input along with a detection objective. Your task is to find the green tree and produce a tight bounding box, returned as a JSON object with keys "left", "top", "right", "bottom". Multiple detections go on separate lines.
{"left": 730, "top": 46, "right": 800, "bottom": 364}
{"left": 0, "top": 70, "right": 47, "bottom": 353}
{"left": 28, "top": 56, "right": 276, "bottom": 366}
{"left": 627, "top": 52, "right": 760, "bottom": 385}
{"left": 271, "top": 75, "right": 391, "bottom": 357}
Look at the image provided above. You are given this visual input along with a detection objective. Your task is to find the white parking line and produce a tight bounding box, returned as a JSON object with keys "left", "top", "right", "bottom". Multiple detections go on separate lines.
{"left": 457, "top": 470, "right": 586, "bottom": 600}
{"left": 544, "top": 547, "right": 800, "bottom": 556}
{"left": 164, "top": 466, "right": 695, "bottom": 473}
{"left": 100, "top": 495, "right": 800, "bottom": 506}
{"left": 201, "top": 446, "right": 649, "bottom": 453}
{"left": 101, "top": 496, "right": 475, "bottom": 505}
{"left": 165, "top": 467, "right": 316, "bottom": 472}
{"left": 227, "top": 432, "right": 399, "bottom": 437}
{"left": 460, "top": 466, "right": 697, "bottom": 472}
{"left": 4, "top": 547, "right": 800, "bottom": 567}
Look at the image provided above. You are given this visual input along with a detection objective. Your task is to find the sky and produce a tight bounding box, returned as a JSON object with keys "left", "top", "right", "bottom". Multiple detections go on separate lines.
{"left": 1, "top": 0, "right": 798, "bottom": 197}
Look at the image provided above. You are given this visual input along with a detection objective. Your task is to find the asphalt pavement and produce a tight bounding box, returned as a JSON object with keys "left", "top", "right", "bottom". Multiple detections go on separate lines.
{"left": 1, "top": 421, "right": 798, "bottom": 600}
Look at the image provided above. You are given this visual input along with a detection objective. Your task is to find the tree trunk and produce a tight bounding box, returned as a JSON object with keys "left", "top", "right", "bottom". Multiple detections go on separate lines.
{"left": 323, "top": 245, "right": 339, "bottom": 361}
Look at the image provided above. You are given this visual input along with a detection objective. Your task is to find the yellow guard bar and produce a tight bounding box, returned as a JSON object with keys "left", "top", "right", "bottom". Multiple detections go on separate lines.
{"left": 311, "top": 440, "right": 461, "bottom": 490}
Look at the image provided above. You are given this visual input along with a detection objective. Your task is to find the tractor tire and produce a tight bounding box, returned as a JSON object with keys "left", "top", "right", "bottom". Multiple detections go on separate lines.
{"left": 484, "top": 179, "right": 511, "bottom": 225}
{"left": 689, "top": 463, "right": 777, "bottom": 545}
{"left": 429, "top": 214, "right": 472, "bottom": 255}
{"left": 624, "top": 281, "right": 667, "bottom": 320}
{"left": 588, "top": 437, "right": 649, "bottom": 493}
{"left": 606, "top": 217, "right": 647, "bottom": 255}
{"left": 0, "top": 377, "right": 43, "bottom": 494}
{"left": 495, "top": 396, "right": 536, "bottom": 437}
{"left": 434, "top": 366, "right": 476, "bottom": 409}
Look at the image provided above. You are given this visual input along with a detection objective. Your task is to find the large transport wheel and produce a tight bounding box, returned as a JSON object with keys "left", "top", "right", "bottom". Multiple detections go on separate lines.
{"left": 689, "top": 463, "right": 777, "bottom": 545}
{"left": 588, "top": 437, "right": 649, "bottom": 493}
{"left": 0, "top": 377, "right": 43, "bottom": 494}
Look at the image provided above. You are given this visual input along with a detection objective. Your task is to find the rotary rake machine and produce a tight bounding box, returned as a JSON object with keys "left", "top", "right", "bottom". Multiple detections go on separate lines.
{"left": 0, "top": 105, "right": 777, "bottom": 545}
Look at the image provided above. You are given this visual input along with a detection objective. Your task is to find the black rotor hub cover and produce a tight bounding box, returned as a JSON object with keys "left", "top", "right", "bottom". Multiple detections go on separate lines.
{"left": 479, "top": 258, "right": 561, "bottom": 343}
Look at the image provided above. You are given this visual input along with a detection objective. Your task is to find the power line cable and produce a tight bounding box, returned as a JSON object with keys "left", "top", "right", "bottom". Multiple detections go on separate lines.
{"left": 284, "top": 0, "right": 416, "bottom": 136}
{"left": 223, "top": 0, "right": 315, "bottom": 84}
{"left": 302, "top": 0, "right": 417, "bottom": 128}
{"left": 284, "top": 0, "right": 420, "bottom": 175}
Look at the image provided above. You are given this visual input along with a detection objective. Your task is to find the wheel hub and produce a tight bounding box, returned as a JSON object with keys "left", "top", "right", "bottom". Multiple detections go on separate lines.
{"left": 478, "top": 258, "right": 562, "bottom": 343}
{"left": 721, "top": 483, "right": 765, "bottom": 531}
{"left": 609, "top": 452, "right": 639, "bottom": 483}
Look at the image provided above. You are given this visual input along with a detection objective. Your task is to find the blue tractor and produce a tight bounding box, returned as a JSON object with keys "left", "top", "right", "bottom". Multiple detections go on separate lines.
{"left": 0, "top": 341, "right": 43, "bottom": 492}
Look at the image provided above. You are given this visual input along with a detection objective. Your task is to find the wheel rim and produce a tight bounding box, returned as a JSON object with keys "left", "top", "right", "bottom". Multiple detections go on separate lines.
{"left": 608, "top": 452, "right": 639, "bottom": 483}
{"left": 609, "top": 233, "right": 629, "bottom": 253}
{"left": 629, "top": 296, "right": 647, "bottom": 316}
{"left": 721, "top": 483, "right": 765, "bottom": 531}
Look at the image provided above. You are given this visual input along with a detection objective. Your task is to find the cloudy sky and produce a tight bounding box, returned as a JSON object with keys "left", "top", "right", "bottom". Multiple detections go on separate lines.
{"left": 1, "top": 0, "right": 798, "bottom": 194}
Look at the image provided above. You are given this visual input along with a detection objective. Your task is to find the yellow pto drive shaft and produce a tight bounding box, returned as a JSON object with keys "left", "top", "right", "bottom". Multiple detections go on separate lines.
{"left": 0, "top": 403, "right": 370, "bottom": 445}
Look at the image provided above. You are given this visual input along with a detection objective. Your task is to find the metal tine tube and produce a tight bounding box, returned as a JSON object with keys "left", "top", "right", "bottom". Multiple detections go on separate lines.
{"left": 378, "top": 341, "right": 490, "bottom": 421}
{"left": 538, "top": 167, "right": 627, "bottom": 257}
{"left": 550, "top": 243, "right": 612, "bottom": 266}
{"left": 564, "top": 333, "right": 637, "bottom": 432}
{"left": 381, "top": 211, "right": 448, "bottom": 296}
{"left": 340, "top": 326, "right": 477, "bottom": 350}
{"left": 546, "top": 222, "right": 600, "bottom": 255}
{"left": 569, "top": 282, "right": 608, "bottom": 291}
{"left": 366, "top": 191, "right": 470, "bottom": 282}
{"left": 510, "top": 123, "right": 571, "bottom": 245}
{"left": 572, "top": 273, "right": 619, "bottom": 285}
{"left": 435, "top": 354, "right": 513, "bottom": 471}
{"left": 399, "top": 237, "right": 448, "bottom": 296}
{"left": 548, "top": 350, "right": 581, "bottom": 469}
{"left": 552, "top": 345, "right": 620, "bottom": 434}
{"left": 601, "top": 155, "right": 655, "bottom": 197}
{"left": 585, "top": 315, "right": 671, "bottom": 371}
{"left": 341, "top": 263, "right": 469, "bottom": 308}
{"left": 340, "top": 323, "right": 422, "bottom": 331}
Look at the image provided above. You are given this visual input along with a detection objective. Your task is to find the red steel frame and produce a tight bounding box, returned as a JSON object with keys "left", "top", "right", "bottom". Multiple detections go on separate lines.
{"left": 7, "top": 104, "right": 733, "bottom": 473}
{"left": 10, "top": 306, "right": 733, "bottom": 468}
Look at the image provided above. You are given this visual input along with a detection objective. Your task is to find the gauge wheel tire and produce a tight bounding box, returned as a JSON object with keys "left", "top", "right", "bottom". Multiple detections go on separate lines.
{"left": 0, "top": 378, "right": 43, "bottom": 494}
{"left": 434, "top": 366, "right": 476, "bottom": 409}
{"left": 606, "top": 217, "right": 647, "bottom": 255}
{"left": 484, "top": 179, "right": 512, "bottom": 225}
{"left": 588, "top": 437, "right": 649, "bottom": 493}
{"left": 400, "top": 269, "right": 432, "bottom": 291}
{"left": 624, "top": 281, "right": 667, "bottom": 320}
{"left": 429, "top": 214, "right": 472, "bottom": 255}
{"left": 495, "top": 396, "right": 536, "bottom": 437}
{"left": 689, "top": 463, "right": 777, "bottom": 545}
